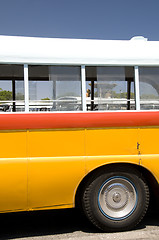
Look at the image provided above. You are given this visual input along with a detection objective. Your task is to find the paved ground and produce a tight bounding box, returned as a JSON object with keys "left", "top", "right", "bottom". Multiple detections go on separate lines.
{"left": 0, "top": 207, "right": 158, "bottom": 240}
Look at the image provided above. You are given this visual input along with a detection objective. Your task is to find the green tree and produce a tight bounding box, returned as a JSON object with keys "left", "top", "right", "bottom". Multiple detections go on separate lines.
{"left": 41, "top": 97, "right": 50, "bottom": 100}
{"left": 0, "top": 88, "right": 12, "bottom": 100}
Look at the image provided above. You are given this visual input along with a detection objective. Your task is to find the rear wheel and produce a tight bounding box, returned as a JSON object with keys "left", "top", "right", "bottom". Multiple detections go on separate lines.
{"left": 82, "top": 166, "right": 149, "bottom": 232}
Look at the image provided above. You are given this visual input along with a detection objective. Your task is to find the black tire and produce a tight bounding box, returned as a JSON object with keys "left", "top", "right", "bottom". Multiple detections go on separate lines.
{"left": 82, "top": 166, "right": 149, "bottom": 232}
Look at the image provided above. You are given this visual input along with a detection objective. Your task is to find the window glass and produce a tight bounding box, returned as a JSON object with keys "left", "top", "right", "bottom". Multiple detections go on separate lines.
{"left": 0, "top": 64, "right": 24, "bottom": 112}
{"left": 28, "top": 65, "right": 82, "bottom": 111}
{"left": 86, "top": 66, "right": 135, "bottom": 111}
{"left": 139, "top": 67, "right": 159, "bottom": 110}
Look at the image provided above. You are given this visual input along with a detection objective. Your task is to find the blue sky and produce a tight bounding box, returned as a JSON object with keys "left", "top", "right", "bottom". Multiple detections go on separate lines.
{"left": 0, "top": 0, "right": 159, "bottom": 40}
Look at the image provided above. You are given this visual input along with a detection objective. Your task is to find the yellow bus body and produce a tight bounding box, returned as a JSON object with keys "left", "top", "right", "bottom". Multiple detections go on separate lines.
{"left": 0, "top": 122, "right": 158, "bottom": 213}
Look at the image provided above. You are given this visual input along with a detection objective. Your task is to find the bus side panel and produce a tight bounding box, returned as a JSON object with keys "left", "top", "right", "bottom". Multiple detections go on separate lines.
{"left": 28, "top": 129, "right": 85, "bottom": 209}
{"left": 140, "top": 127, "right": 159, "bottom": 183}
{"left": 0, "top": 131, "right": 27, "bottom": 212}
{"left": 85, "top": 128, "right": 139, "bottom": 173}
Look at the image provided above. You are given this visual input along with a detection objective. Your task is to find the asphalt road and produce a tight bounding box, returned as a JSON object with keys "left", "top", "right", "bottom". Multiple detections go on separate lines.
{"left": 0, "top": 207, "right": 158, "bottom": 240}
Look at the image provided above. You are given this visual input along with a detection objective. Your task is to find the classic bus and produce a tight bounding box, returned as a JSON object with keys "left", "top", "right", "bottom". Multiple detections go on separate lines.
{"left": 0, "top": 35, "right": 159, "bottom": 232}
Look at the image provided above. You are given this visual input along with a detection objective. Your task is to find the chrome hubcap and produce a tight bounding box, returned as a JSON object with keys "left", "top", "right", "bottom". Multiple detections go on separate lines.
{"left": 98, "top": 177, "right": 137, "bottom": 220}
{"left": 113, "top": 192, "right": 121, "bottom": 203}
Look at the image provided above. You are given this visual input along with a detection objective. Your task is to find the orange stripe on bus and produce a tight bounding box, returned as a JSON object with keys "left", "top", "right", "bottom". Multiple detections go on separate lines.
{"left": 0, "top": 112, "right": 159, "bottom": 130}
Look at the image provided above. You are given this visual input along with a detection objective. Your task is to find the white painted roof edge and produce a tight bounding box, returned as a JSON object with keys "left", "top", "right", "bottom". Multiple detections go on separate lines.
{"left": 0, "top": 35, "right": 159, "bottom": 65}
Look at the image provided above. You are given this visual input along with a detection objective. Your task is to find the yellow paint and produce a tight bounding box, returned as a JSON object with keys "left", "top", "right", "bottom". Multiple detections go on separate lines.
{"left": 28, "top": 129, "right": 85, "bottom": 209}
{"left": 139, "top": 127, "right": 159, "bottom": 183}
{"left": 0, "top": 131, "right": 27, "bottom": 212}
{"left": 85, "top": 155, "right": 140, "bottom": 174}
{"left": 0, "top": 126, "right": 158, "bottom": 213}
{"left": 0, "top": 130, "right": 27, "bottom": 158}
{"left": 28, "top": 129, "right": 85, "bottom": 157}
{"left": 28, "top": 156, "right": 85, "bottom": 209}
{"left": 86, "top": 128, "right": 138, "bottom": 156}
{"left": 139, "top": 127, "right": 159, "bottom": 155}
{"left": 0, "top": 159, "right": 27, "bottom": 212}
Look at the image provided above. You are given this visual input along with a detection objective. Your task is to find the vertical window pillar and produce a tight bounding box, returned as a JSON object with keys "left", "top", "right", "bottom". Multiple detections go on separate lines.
{"left": 134, "top": 66, "right": 140, "bottom": 110}
{"left": 24, "top": 64, "right": 29, "bottom": 112}
{"left": 12, "top": 78, "right": 16, "bottom": 112}
{"left": 81, "top": 65, "right": 86, "bottom": 111}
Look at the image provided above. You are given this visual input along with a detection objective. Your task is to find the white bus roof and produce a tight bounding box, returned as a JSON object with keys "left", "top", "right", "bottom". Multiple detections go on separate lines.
{"left": 0, "top": 35, "right": 159, "bottom": 66}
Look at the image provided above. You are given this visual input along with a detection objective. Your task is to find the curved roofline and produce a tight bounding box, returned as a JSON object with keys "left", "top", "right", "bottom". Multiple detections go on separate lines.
{"left": 0, "top": 35, "right": 159, "bottom": 65}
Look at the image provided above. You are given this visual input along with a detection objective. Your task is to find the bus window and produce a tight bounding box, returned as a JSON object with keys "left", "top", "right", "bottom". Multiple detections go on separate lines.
{"left": 0, "top": 64, "right": 24, "bottom": 112}
{"left": 85, "top": 66, "right": 135, "bottom": 111}
{"left": 28, "top": 65, "right": 82, "bottom": 111}
{"left": 139, "top": 67, "right": 159, "bottom": 110}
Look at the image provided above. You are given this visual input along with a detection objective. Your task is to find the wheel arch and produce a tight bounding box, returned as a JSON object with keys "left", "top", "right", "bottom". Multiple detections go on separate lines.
{"left": 75, "top": 162, "right": 159, "bottom": 208}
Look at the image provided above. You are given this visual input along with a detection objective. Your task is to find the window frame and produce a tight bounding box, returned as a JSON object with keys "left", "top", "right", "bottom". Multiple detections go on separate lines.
{"left": 1, "top": 63, "right": 159, "bottom": 112}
